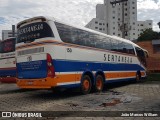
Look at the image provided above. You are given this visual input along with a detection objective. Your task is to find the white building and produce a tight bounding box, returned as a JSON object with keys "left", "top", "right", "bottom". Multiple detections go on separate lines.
{"left": 1, "top": 25, "right": 17, "bottom": 40}
{"left": 85, "top": 0, "right": 152, "bottom": 40}
{"left": 2, "top": 30, "right": 12, "bottom": 40}
{"left": 137, "top": 20, "right": 153, "bottom": 37}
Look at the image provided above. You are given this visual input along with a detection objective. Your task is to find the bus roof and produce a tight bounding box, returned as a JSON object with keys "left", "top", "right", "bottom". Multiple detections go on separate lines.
{"left": 17, "top": 16, "right": 144, "bottom": 50}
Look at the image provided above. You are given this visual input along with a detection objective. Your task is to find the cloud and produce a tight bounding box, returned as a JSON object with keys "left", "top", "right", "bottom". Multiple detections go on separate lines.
{"left": 0, "top": 0, "right": 103, "bottom": 39}
{"left": 0, "top": 0, "right": 159, "bottom": 40}
{"left": 137, "top": 0, "right": 160, "bottom": 9}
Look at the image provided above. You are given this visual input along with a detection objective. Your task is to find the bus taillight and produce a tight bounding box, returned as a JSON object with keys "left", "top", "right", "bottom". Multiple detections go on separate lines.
{"left": 47, "top": 53, "right": 55, "bottom": 77}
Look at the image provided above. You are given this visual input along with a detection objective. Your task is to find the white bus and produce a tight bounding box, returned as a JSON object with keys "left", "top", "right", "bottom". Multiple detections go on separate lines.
{"left": 16, "top": 16, "right": 147, "bottom": 94}
{"left": 0, "top": 38, "right": 16, "bottom": 83}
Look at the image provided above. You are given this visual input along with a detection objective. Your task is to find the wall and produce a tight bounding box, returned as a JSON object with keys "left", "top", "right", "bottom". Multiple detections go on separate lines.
{"left": 136, "top": 41, "right": 160, "bottom": 72}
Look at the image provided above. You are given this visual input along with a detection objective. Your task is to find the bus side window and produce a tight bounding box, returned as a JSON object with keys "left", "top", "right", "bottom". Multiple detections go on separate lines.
{"left": 110, "top": 39, "right": 118, "bottom": 51}
{"left": 55, "top": 22, "right": 72, "bottom": 43}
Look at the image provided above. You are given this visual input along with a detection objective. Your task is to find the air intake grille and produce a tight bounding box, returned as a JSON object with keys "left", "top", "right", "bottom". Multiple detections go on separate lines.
{"left": 18, "top": 47, "right": 44, "bottom": 56}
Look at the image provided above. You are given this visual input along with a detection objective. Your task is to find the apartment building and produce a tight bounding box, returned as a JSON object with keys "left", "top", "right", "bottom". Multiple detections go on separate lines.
{"left": 86, "top": 0, "right": 152, "bottom": 40}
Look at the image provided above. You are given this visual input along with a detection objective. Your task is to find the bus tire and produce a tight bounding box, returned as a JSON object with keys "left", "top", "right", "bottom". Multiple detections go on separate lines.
{"left": 95, "top": 75, "right": 104, "bottom": 92}
{"left": 81, "top": 75, "right": 92, "bottom": 94}
{"left": 136, "top": 72, "right": 141, "bottom": 82}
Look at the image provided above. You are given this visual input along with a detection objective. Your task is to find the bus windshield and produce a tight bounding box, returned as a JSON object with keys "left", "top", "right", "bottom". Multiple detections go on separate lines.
{"left": 0, "top": 38, "right": 16, "bottom": 53}
{"left": 135, "top": 47, "right": 147, "bottom": 67}
{"left": 17, "top": 22, "right": 54, "bottom": 43}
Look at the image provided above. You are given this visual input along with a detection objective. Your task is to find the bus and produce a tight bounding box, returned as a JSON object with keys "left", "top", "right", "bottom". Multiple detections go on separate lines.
{"left": 0, "top": 38, "right": 16, "bottom": 83}
{"left": 16, "top": 16, "right": 148, "bottom": 94}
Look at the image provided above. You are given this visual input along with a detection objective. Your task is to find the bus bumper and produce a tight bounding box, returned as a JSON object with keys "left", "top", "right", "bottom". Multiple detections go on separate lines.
{"left": 16, "top": 77, "right": 58, "bottom": 89}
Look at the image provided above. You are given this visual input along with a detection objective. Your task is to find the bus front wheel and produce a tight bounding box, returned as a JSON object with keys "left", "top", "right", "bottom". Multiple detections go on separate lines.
{"left": 81, "top": 75, "right": 92, "bottom": 94}
{"left": 136, "top": 72, "right": 141, "bottom": 82}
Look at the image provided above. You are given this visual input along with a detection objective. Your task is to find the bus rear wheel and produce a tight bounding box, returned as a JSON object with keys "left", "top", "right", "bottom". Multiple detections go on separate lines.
{"left": 95, "top": 75, "right": 104, "bottom": 92}
{"left": 81, "top": 75, "right": 92, "bottom": 94}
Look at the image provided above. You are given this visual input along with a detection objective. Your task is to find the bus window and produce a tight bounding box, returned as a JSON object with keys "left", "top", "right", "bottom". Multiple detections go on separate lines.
{"left": 111, "top": 39, "right": 118, "bottom": 51}
{"left": 117, "top": 41, "right": 125, "bottom": 53}
{"left": 1, "top": 38, "right": 16, "bottom": 53}
{"left": 17, "top": 22, "right": 54, "bottom": 43}
{"left": 76, "top": 29, "right": 89, "bottom": 46}
{"left": 124, "top": 43, "right": 135, "bottom": 55}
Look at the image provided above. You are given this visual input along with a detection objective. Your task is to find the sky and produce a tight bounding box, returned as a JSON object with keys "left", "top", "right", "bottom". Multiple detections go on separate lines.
{"left": 0, "top": 0, "right": 160, "bottom": 40}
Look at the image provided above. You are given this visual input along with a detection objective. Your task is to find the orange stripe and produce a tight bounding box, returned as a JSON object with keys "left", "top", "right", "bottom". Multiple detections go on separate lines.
{"left": 105, "top": 72, "right": 136, "bottom": 79}
{"left": 16, "top": 74, "right": 80, "bottom": 89}
{"left": 16, "top": 72, "right": 138, "bottom": 89}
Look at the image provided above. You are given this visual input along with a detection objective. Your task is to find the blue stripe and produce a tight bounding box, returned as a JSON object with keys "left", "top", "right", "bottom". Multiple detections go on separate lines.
{"left": 53, "top": 59, "right": 144, "bottom": 72}
{"left": 17, "top": 59, "right": 145, "bottom": 78}
{"left": 0, "top": 69, "right": 16, "bottom": 77}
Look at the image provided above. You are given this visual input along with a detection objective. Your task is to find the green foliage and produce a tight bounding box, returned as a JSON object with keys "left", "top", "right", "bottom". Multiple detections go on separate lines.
{"left": 137, "top": 28, "right": 160, "bottom": 41}
{"left": 146, "top": 73, "right": 160, "bottom": 81}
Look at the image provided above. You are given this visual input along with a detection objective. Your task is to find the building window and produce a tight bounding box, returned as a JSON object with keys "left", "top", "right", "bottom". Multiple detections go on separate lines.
{"left": 113, "top": 27, "right": 115, "bottom": 29}
{"left": 118, "top": 34, "right": 120, "bottom": 36}
{"left": 125, "top": 8, "right": 127, "bottom": 11}
{"left": 133, "top": 33, "right": 135, "bottom": 35}
{"left": 141, "top": 24, "right": 143, "bottom": 26}
{"left": 113, "top": 11, "right": 115, "bottom": 14}
{"left": 133, "top": 7, "right": 135, "bottom": 9}
{"left": 149, "top": 23, "right": 151, "bottom": 25}
{"left": 95, "top": 21, "right": 98, "bottom": 24}
{"left": 133, "top": 22, "right": 135, "bottom": 25}
{"left": 132, "top": 2, "right": 135, "bottom": 4}
{"left": 95, "top": 27, "right": 98, "bottom": 29}
{"left": 125, "top": 3, "right": 127, "bottom": 6}
{"left": 103, "top": 28, "right": 105, "bottom": 31}
{"left": 118, "top": 18, "right": 120, "bottom": 21}
{"left": 125, "top": 13, "right": 127, "bottom": 16}
{"left": 103, "top": 23, "right": 105, "bottom": 25}
{"left": 99, "top": 28, "right": 102, "bottom": 30}
{"left": 132, "top": 12, "right": 135, "bottom": 14}
{"left": 99, "top": 23, "right": 102, "bottom": 25}
{"left": 113, "top": 33, "right": 115, "bottom": 35}
{"left": 113, "top": 16, "right": 115, "bottom": 19}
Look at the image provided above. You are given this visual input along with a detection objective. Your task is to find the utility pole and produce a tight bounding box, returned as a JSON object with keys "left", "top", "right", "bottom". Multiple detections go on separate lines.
{"left": 110, "top": 0, "right": 128, "bottom": 38}
{"left": 158, "top": 22, "right": 160, "bottom": 29}
{"left": 8, "top": 25, "right": 17, "bottom": 38}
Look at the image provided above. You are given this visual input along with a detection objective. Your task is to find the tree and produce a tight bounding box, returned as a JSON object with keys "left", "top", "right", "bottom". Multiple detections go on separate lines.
{"left": 137, "top": 28, "right": 160, "bottom": 41}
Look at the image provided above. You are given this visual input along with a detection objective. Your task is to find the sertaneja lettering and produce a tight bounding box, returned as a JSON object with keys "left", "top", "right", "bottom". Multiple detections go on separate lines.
{"left": 18, "top": 24, "right": 43, "bottom": 35}
{"left": 105, "top": 53, "right": 133, "bottom": 63}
